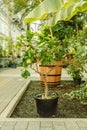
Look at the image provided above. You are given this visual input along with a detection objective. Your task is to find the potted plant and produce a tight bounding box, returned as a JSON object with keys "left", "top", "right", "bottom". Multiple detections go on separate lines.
{"left": 38, "top": 28, "right": 65, "bottom": 87}
{"left": 67, "top": 63, "right": 83, "bottom": 85}
{"left": 16, "top": 28, "right": 66, "bottom": 117}
{"left": 67, "top": 40, "right": 87, "bottom": 85}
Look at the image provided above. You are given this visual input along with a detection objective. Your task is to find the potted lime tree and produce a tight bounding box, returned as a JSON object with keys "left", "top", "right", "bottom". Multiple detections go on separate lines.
{"left": 16, "top": 27, "right": 66, "bottom": 117}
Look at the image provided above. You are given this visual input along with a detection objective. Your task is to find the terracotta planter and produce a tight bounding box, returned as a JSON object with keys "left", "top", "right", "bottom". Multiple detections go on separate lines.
{"left": 39, "top": 61, "right": 62, "bottom": 87}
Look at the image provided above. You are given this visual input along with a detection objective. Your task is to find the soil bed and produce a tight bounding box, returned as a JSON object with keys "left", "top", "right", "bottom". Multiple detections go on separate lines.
{"left": 11, "top": 80, "right": 87, "bottom": 118}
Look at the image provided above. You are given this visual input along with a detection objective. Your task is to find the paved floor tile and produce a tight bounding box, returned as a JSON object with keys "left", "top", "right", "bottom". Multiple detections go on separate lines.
{"left": 27, "top": 121, "right": 40, "bottom": 130}
{"left": 14, "top": 121, "right": 28, "bottom": 130}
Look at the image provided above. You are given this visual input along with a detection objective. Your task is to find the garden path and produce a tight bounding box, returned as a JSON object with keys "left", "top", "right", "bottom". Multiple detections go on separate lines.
{"left": 0, "top": 68, "right": 30, "bottom": 117}
{"left": 0, "top": 118, "right": 87, "bottom": 130}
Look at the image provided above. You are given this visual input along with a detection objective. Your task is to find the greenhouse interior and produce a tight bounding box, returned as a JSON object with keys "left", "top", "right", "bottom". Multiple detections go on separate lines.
{"left": 0, "top": 0, "right": 87, "bottom": 130}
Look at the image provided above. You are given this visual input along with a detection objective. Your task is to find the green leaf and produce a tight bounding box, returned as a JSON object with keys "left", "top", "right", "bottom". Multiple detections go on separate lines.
{"left": 24, "top": 0, "right": 79, "bottom": 23}
{"left": 26, "top": 30, "right": 34, "bottom": 41}
{"left": 24, "top": 0, "right": 87, "bottom": 27}
{"left": 46, "top": 1, "right": 87, "bottom": 26}
{"left": 24, "top": 0, "right": 65, "bottom": 23}
{"left": 21, "top": 70, "right": 30, "bottom": 78}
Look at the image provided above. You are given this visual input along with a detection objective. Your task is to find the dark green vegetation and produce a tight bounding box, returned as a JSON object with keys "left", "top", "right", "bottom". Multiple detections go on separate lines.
{"left": 11, "top": 80, "right": 87, "bottom": 118}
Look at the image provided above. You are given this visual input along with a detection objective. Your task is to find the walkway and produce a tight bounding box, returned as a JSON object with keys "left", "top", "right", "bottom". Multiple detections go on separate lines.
{"left": 0, "top": 118, "right": 87, "bottom": 130}
{"left": 0, "top": 68, "right": 30, "bottom": 117}
{"left": 0, "top": 67, "right": 87, "bottom": 130}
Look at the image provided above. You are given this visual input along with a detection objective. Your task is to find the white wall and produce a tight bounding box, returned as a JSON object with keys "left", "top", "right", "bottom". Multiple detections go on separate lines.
{"left": 0, "top": 12, "right": 9, "bottom": 36}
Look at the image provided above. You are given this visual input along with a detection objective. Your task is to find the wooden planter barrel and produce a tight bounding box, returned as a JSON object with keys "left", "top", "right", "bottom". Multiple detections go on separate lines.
{"left": 39, "top": 61, "right": 62, "bottom": 87}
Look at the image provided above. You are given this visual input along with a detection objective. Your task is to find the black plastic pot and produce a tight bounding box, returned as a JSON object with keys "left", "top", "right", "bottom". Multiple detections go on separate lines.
{"left": 0, "top": 64, "right": 3, "bottom": 68}
{"left": 34, "top": 92, "right": 59, "bottom": 117}
{"left": 73, "top": 78, "right": 81, "bottom": 85}
{"left": 11, "top": 63, "right": 17, "bottom": 68}
{"left": 9, "top": 63, "right": 17, "bottom": 68}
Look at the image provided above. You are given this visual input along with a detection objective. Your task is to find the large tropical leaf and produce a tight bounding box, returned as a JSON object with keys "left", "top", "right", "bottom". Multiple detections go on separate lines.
{"left": 24, "top": 0, "right": 79, "bottom": 23}
{"left": 46, "top": 1, "right": 87, "bottom": 26}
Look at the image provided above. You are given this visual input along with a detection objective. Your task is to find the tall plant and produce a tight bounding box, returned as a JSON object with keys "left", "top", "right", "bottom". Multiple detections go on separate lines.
{"left": 16, "top": 28, "right": 64, "bottom": 99}
{"left": 0, "top": 0, "right": 15, "bottom": 63}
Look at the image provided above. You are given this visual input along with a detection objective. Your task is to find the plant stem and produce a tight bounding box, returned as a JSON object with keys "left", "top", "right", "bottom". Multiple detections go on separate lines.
{"left": 43, "top": 74, "right": 48, "bottom": 99}
{"left": 49, "top": 28, "right": 53, "bottom": 38}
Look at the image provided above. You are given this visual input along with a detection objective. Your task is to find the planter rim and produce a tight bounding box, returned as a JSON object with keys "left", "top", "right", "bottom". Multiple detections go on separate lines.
{"left": 73, "top": 77, "right": 81, "bottom": 80}
{"left": 34, "top": 92, "right": 59, "bottom": 100}
{"left": 39, "top": 64, "right": 62, "bottom": 67}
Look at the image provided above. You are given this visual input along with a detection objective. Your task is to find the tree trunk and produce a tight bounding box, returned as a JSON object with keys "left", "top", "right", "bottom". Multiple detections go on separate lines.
{"left": 7, "top": 1, "right": 14, "bottom": 63}
{"left": 43, "top": 75, "right": 48, "bottom": 99}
